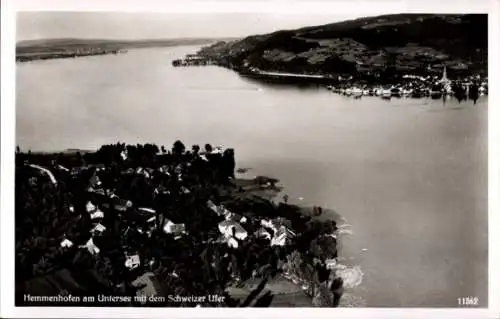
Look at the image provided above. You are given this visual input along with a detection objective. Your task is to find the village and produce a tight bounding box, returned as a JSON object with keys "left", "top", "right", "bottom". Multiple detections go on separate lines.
{"left": 172, "top": 50, "right": 487, "bottom": 104}
{"left": 325, "top": 66, "right": 487, "bottom": 103}
{"left": 15, "top": 141, "right": 342, "bottom": 307}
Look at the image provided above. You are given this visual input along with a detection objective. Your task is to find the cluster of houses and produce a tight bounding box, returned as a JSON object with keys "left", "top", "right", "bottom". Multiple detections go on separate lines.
{"left": 172, "top": 54, "right": 215, "bottom": 67}
{"left": 17, "top": 142, "right": 341, "bottom": 306}
{"left": 327, "top": 67, "right": 488, "bottom": 102}
{"left": 55, "top": 168, "right": 189, "bottom": 273}
{"left": 207, "top": 200, "right": 297, "bottom": 249}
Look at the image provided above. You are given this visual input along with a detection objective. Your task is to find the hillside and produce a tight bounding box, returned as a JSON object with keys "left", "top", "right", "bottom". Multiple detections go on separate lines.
{"left": 197, "top": 14, "right": 488, "bottom": 78}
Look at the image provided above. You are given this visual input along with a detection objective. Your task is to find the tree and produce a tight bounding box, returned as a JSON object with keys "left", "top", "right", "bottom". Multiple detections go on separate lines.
{"left": 205, "top": 144, "right": 213, "bottom": 153}
{"left": 172, "top": 140, "right": 186, "bottom": 156}
{"left": 222, "top": 149, "right": 236, "bottom": 180}
{"left": 192, "top": 145, "right": 200, "bottom": 155}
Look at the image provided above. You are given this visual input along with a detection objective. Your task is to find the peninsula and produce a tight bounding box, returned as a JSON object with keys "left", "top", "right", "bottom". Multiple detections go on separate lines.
{"left": 15, "top": 142, "right": 341, "bottom": 307}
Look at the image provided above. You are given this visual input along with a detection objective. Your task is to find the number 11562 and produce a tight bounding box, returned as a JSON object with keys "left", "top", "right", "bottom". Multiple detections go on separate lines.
{"left": 457, "top": 296, "right": 479, "bottom": 306}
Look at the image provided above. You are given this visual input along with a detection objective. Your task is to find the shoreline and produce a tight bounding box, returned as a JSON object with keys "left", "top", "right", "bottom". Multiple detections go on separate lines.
{"left": 16, "top": 50, "right": 127, "bottom": 63}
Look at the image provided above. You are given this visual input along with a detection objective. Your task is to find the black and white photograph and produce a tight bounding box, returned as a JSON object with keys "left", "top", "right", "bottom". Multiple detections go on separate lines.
{"left": 1, "top": 0, "right": 498, "bottom": 317}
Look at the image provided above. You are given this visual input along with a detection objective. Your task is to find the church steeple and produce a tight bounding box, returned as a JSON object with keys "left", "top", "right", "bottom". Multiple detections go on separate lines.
{"left": 442, "top": 66, "right": 448, "bottom": 81}
{"left": 439, "top": 66, "right": 451, "bottom": 85}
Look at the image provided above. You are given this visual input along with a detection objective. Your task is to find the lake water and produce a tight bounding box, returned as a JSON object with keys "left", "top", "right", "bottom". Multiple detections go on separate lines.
{"left": 16, "top": 46, "right": 488, "bottom": 307}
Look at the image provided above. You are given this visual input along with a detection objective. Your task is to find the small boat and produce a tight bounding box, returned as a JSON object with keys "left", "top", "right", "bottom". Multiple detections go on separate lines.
{"left": 381, "top": 89, "right": 392, "bottom": 99}
{"left": 362, "top": 89, "right": 370, "bottom": 96}
{"left": 326, "top": 85, "right": 333, "bottom": 90}
{"left": 411, "top": 88, "right": 424, "bottom": 98}
{"left": 430, "top": 84, "right": 443, "bottom": 99}
{"left": 402, "top": 88, "right": 413, "bottom": 97}
{"left": 430, "top": 91, "right": 442, "bottom": 99}
{"left": 390, "top": 87, "right": 402, "bottom": 98}
{"left": 345, "top": 88, "right": 353, "bottom": 96}
{"left": 352, "top": 87, "right": 363, "bottom": 98}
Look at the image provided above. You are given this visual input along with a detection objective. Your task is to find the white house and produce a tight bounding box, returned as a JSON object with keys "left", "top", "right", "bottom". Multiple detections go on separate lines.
{"left": 90, "top": 209, "right": 104, "bottom": 220}
{"left": 60, "top": 238, "right": 73, "bottom": 248}
{"left": 81, "top": 238, "right": 100, "bottom": 255}
{"left": 163, "top": 219, "right": 186, "bottom": 236}
{"left": 90, "top": 223, "right": 106, "bottom": 234}
{"left": 218, "top": 220, "right": 248, "bottom": 240}
{"left": 227, "top": 237, "right": 239, "bottom": 249}
{"left": 86, "top": 201, "right": 97, "bottom": 213}
{"left": 120, "top": 150, "right": 128, "bottom": 160}
{"left": 125, "top": 254, "right": 141, "bottom": 270}
{"left": 270, "top": 225, "right": 296, "bottom": 247}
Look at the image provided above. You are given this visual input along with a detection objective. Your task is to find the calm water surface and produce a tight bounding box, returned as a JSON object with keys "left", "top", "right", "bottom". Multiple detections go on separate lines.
{"left": 16, "top": 46, "right": 488, "bottom": 307}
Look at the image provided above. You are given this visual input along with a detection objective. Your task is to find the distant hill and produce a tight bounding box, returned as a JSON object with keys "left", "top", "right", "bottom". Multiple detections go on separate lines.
{"left": 16, "top": 37, "right": 238, "bottom": 55}
{"left": 197, "top": 14, "right": 487, "bottom": 77}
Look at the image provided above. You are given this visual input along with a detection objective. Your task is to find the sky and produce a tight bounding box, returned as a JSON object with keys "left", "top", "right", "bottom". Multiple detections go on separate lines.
{"left": 16, "top": 12, "right": 365, "bottom": 41}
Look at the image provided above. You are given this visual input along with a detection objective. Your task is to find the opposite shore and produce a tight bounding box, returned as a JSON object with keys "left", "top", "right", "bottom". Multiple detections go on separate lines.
{"left": 16, "top": 48, "right": 127, "bottom": 62}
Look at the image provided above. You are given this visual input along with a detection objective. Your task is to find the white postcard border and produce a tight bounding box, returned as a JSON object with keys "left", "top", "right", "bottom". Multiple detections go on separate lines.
{"left": 1, "top": 0, "right": 498, "bottom": 318}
